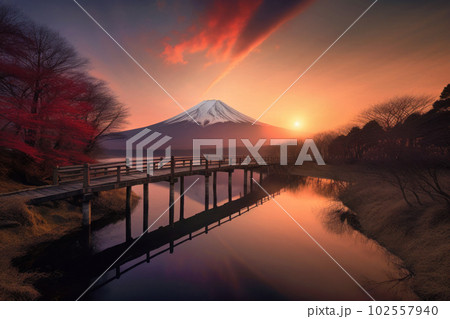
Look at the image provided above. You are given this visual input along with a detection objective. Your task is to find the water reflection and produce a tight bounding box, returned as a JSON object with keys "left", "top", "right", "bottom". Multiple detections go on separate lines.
{"left": 16, "top": 172, "right": 417, "bottom": 300}
{"left": 91, "top": 189, "right": 281, "bottom": 292}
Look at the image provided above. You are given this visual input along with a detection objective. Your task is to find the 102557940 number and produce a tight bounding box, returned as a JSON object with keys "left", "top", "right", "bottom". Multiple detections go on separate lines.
{"left": 368, "top": 305, "right": 438, "bottom": 316}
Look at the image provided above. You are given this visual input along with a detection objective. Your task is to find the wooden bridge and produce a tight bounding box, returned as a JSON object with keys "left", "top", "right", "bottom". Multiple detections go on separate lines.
{"left": 0, "top": 156, "right": 282, "bottom": 227}
{"left": 15, "top": 175, "right": 289, "bottom": 300}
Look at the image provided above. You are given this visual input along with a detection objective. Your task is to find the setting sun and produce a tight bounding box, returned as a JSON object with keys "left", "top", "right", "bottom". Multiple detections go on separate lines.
{"left": 294, "top": 121, "right": 301, "bottom": 128}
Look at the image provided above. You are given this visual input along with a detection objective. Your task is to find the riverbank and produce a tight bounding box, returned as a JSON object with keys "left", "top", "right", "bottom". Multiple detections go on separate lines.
{"left": 291, "top": 164, "right": 450, "bottom": 300}
{"left": 0, "top": 187, "right": 139, "bottom": 300}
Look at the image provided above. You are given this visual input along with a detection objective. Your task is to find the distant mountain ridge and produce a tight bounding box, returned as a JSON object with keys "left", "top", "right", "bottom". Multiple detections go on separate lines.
{"left": 100, "top": 100, "right": 296, "bottom": 156}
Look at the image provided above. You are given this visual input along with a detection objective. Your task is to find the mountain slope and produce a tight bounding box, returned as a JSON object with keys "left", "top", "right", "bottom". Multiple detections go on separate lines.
{"left": 162, "top": 100, "right": 258, "bottom": 126}
{"left": 100, "top": 100, "right": 295, "bottom": 156}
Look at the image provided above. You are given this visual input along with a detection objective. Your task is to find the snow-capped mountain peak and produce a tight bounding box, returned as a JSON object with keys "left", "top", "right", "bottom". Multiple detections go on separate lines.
{"left": 162, "top": 100, "right": 257, "bottom": 127}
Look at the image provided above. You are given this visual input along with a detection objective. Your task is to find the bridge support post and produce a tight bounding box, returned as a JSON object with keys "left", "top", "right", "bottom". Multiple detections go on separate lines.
{"left": 170, "top": 156, "right": 175, "bottom": 176}
{"left": 83, "top": 163, "right": 90, "bottom": 189}
{"left": 213, "top": 171, "right": 217, "bottom": 207}
{"left": 205, "top": 174, "right": 210, "bottom": 211}
{"left": 126, "top": 186, "right": 132, "bottom": 242}
{"left": 169, "top": 156, "right": 176, "bottom": 226}
{"left": 53, "top": 166, "right": 59, "bottom": 185}
{"left": 143, "top": 183, "right": 149, "bottom": 232}
{"left": 81, "top": 194, "right": 92, "bottom": 226}
{"left": 169, "top": 181, "right": 175, "bottom": 226}
{"left": 228, "top": 171, "right": 232, "bottom": 202}
{"left": 180, "top": 176, "right": 184, "bottom": 220}
{"left": 243, "top": 169, "right": 248, "bottom": 195}
{"left": 259, "top": 169, "right": 263, "bottom": 184}
{"left": 250, "top": 169, "right": 253, "bottom": 192}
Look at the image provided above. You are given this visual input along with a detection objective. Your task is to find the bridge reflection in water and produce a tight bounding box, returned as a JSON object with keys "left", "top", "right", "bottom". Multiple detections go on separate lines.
{"left": 16, "top": 172, "right": 302, "bottom": 300}
{"left": 86, "top": 173, "right": 295, "bottom": 289}
{"left": 90, "top": 184, "right": 283, "bottom": 292}
{"left": 14, "top": 174, "right": 417, "bottom": 301}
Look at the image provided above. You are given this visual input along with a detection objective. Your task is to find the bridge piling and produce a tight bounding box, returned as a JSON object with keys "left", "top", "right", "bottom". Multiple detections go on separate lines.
{"left": 81, "top": 194, "right": 92, "bottom": 226}
{"left": 213, "top": 171, "right": 217, "bottom": 207}
{"left": 53, "top": 166, "right": 59, "bottom": 185}
{"left": 205, "top": 174, "right": 210, "bottom": 211}
{"left": 244, "top": 169, "right": 248, "bottom": 194}
{"left": 228, "top": 171, "right": 232, "bottom": 202}
{"left": 169, "top": 156, "right": 175, "bottom": 226}
{"left": 116, "top": 166, "right": 120, "bottom": 182}
{"left": 126, "top": 186, "right": 132, "bottom": 242}
{"left": 169, "top": 181, "right": 175, "bottom": 226}
{"left": 143, "top": 183, "right": 149, "bottom": 232}
{"left": 83, "top": 163, "right": 90, "bottom": 188}
{"left": 180, "top": 176, "right": 184, "bottom": 220}
{"left": 250, "top": 169, "right": 253, "bottom": 192}
{"left": 170, "top": 156, "right": 175, "bottom": 176}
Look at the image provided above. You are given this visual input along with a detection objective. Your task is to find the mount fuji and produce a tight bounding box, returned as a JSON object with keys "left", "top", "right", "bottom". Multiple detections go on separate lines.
{"left": 100, "top": 100, "right": 295, "bottom": 156}
{"left": 163, "top": 100, "right": 256, "bottom": 127}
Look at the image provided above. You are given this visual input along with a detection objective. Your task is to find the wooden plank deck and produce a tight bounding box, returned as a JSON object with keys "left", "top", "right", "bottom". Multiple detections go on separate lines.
{"left": 0, "top": 160, "right": 263, "bottom": 204}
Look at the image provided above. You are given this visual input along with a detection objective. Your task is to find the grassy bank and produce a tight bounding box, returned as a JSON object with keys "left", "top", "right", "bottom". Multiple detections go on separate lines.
{"left": 0, "top": 188, "right": 139, "bottom": 300}
{"left": 291, "top": 165, "right": 450, "bottom": 300}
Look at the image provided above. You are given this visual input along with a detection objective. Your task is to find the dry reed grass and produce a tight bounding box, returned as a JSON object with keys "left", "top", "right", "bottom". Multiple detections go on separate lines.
{"left": 339, "top": 178, "right": 450, "bottom": 300}
{"left": 0, "top": 188, "right": 139, "bottom": 300}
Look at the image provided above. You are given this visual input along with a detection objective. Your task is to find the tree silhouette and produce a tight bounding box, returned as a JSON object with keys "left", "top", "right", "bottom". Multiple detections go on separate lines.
{"left": 358, "top": 95, "right": 433, "bottom": 130}
{"left": 432, "top": 83, "right": 450, "bottom": 111}
{"left": 327, "top": 86, "right": 449, "bottom": 163}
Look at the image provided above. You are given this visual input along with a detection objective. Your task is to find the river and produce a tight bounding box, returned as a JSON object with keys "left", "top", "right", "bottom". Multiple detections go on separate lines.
{"left": 71, "top": 171, "right": 414, "bottom": 300}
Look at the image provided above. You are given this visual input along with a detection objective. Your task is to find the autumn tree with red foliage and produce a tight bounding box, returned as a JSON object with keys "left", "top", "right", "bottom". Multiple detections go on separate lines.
{"left": 0, "top": 5, "right": 127, "bottom": 167}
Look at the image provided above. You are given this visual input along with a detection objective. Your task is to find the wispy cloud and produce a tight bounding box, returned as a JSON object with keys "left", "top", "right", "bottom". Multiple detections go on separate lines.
{"left": 161, "top": 0, "right": 314, "bottom": 91}
{"left": 161, "top": 0, "right": 261, "bottom": 64}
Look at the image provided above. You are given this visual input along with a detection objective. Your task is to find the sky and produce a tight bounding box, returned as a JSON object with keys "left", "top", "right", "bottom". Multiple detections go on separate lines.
{"left": 7, "top": 0, "right": 450, "bottom": 134}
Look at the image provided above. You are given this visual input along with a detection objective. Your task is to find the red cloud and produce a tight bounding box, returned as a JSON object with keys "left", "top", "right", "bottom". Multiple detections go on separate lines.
{"left": 161, "top": 0, "right": 314, "bottom": 91}
{"left": 161, "top": 0, "right": 262, "bottom": 64}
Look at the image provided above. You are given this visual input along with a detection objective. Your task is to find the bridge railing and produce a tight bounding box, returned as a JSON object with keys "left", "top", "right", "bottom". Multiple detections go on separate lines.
{"left": 52, "top": 155, "right": 285, "bottom": 186}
